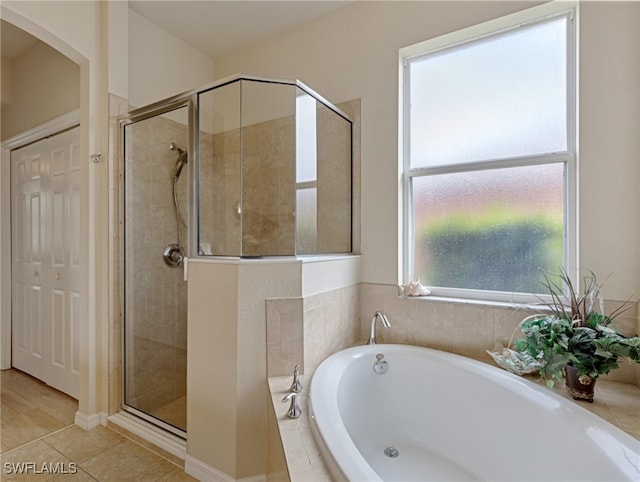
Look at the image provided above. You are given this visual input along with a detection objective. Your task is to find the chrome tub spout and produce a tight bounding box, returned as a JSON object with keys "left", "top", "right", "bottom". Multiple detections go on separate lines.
{"left": 367, "top": 311, "right": 391, "bottom": 344}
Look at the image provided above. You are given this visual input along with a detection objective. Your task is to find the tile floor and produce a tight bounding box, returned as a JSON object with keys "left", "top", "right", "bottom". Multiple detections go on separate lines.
{"left": 1, "top": 369, "right": 78, "bottom": 453}
{"left": 1, "top": 369, "right": 196, "bottom": 481}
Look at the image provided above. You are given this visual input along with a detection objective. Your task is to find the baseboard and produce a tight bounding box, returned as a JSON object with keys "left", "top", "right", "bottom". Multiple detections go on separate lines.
{"left": 184, "top": 456, "right": 266, "bottom": 482}
{"left": 107, "top": 412, "right": 186, "bottom": 461}
{"left": 238, "top": 475, "right": 267, "bottom": 482}
{"left": 74, "top": 411, "right": 107, "bottom": 430}
{"left": 185, "top": 455, "right": 235, "bottom": 482}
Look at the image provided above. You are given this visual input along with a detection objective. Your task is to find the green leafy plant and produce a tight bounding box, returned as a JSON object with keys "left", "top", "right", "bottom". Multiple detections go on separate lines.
{"left": 514, "top": 270, "right": 640, "bottom": 387}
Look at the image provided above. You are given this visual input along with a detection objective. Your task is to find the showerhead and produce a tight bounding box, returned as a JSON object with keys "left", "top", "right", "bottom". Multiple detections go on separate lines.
{"left": 170, "top": 142, "right": 188, "bottom": 179}
{"left": 169, "top": 142, "right": 188, "bottom": 169}
{"left": 169, "top": 142, "right": 185, "bottom": 157}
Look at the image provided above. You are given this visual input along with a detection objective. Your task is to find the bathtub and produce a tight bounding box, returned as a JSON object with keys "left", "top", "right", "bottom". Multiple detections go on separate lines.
{"left": 309, "top": 344, "right": 640, "bottom": 481}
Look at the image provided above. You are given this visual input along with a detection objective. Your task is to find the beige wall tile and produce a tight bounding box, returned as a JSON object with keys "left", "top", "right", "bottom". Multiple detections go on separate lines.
{"left": 360, "top": 283, "right": 640, "bottom": 386}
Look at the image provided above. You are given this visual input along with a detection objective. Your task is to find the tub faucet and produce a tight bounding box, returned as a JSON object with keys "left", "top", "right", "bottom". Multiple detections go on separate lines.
{"left": 290, "top": 363, "right": 303, "bottom": 393}
{"left": 368, "top": 311, "right": 391, "bottom": 344}
{"left": 281, "top": 392, "right": 302, "bottom": 419}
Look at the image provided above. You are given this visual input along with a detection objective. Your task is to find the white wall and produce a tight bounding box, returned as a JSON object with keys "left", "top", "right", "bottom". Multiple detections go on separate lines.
{"left": 107, "top": 1, "right": 128, "bottom": 100}
{"left": 1, "top": 40, "right": 80, "bottom": 140}
{"left": 214, "top": 1, "right": 640, "bottom": 302}
{"left": 213, "top": 0, "right": 540, "bottom": 285}
{"left": 1, "top": 0, "right": 110, "bottom": 424}
{"left": 128, "top": 8, "right": 214, "bottom": 108}
{"left": 578, "top": 2, "right": 640, "bottom": 299}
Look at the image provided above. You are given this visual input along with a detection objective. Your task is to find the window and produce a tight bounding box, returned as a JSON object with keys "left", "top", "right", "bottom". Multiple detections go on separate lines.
{"left": 401, "top": 3, "right": 576, "bottom": 301}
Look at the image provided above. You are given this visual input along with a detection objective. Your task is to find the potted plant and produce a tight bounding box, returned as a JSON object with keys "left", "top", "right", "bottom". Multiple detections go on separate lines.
{"left": 514, "top": 270, "right": 640, "bottom": 402}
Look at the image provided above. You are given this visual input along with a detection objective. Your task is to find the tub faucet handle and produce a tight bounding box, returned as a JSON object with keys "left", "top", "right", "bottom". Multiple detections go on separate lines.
{"left": 290, "top": 363, "right": 303, "bottom": 393}
{"left": 281, "top": 392, "right": 302, "bottom": 419}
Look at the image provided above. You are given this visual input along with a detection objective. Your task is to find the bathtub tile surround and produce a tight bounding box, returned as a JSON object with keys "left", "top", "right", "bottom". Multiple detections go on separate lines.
{"left": 304, "top": 285, "right": 360, "bottom": 376}
{"left": 268, "top": 353, "right": 640, "bottom": 482}
{"left": 266, "top": 298, "right": 304, "bottom": 378}
{"left": 266, "top": 284, "right": 360, "bottom": 378}
{"left": 308, "top": 344, "right": 640, "bottom": 481}
{"left": 359, "top": 282, "right": 640, "bottom": 386}
{"left": 268, "top": 375, "right": 332, "bottom": 482}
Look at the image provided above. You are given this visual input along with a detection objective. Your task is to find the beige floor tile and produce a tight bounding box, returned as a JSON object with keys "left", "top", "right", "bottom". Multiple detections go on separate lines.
{"left": 44, "top": 426, "right": 126, "bottom": 464}
{"left": 48, "top": 467, "right": 97, "bottom": 481}
{"left": 1, "top": 369, "right": 77, "bottom": 454}
{"left": 0, "top": 403, "right": 54, "bottom": 453}
{"left": 155, "top": 466, "right": 199, "bottom": 481}
{"left": 79, "top": 440, "right": 176, "bottom": 481}
{"left": 0, "top": 440, "right": 74, "bottom": 482}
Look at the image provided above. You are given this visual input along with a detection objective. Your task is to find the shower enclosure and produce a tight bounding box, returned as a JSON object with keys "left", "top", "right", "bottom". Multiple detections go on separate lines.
{"left": 122, "top": 106, "right": 189, "bottom": 435}
{"left": 121, "top": 75, "right": 352, "bottom": 436}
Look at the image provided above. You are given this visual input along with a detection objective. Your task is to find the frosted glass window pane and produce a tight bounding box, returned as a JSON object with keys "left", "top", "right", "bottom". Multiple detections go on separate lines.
{"left": 296, "top": 92, "right": 317, "bottom": 183}
{"left": 296, "top": 188, "right": 317, "bottom": 254}
{"left": 412, "top": 163, "right": 565, "bottom": 293}
{"left": 410, "top": 17, "right": 567, "bottom": 167}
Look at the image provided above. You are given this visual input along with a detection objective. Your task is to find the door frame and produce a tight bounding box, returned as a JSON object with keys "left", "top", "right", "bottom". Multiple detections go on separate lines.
{"left": 1, "top": 109, "right": 80, "bottom": 370}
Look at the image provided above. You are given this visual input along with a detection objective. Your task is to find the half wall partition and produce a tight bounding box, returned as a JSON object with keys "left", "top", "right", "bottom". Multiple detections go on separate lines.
{"left": 120, "top": 75, "right": 352, "bottom": 436}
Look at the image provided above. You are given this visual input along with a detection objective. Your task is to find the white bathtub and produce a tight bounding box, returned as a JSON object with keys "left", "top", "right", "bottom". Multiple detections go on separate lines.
{"left": 309, "top": 344, "right": 640, "bottom": 481}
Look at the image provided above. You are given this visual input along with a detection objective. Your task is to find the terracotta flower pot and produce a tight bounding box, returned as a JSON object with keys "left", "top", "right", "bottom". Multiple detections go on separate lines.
{"left": 564, "top": 364, "right": 596, "bottom": 402}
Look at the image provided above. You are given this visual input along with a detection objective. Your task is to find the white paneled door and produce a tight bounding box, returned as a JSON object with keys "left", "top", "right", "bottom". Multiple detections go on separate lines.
{"left": 11, "top": 126, "right": 80, "bottom": 399}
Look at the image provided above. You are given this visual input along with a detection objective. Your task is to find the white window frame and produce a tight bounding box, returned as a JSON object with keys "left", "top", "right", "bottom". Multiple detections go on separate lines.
{"left": 399, "top": 1, "right": 578, "bottom": 303}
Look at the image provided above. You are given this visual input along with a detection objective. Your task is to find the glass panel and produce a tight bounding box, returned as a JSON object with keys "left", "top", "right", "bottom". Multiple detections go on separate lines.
{"left": 295, "top": 91, "right": 318, "bottom": 255}
{"left": 409, "top": 17, "right": 567, "bottom": 167}
{"left": 123, "top": 106, "right": 188, "bottom": 433}
{"left": 241, "top": 80, "right": 296, "bottom": 256}
{"left": 198, "top": 81, "right": 241, "bottom": 256}
{"left": 412, "top": 163, "right": 565, "bottom": 293}
{"left": 196, "top": 78, "right": 351, "bottom": 257}
{"left": 315, "top": 99, "right": 352, "bottom": 254}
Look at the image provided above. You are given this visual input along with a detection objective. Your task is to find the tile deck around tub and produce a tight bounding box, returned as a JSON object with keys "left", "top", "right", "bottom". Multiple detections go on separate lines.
{"left": 269, "top": 374, "right": 640, "bottom": 482}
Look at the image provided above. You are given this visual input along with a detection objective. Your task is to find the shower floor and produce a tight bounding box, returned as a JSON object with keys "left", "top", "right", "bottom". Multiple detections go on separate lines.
{"left": 152, "top": 396, "right": 186, "bottom": 432}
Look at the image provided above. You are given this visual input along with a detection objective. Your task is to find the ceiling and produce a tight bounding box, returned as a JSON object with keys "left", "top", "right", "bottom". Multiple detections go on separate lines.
{"left": 129, "top": 1, "right": 351, "bottom": 59}
{"left": 2, "top": 1, "right": 351, "bottom": 62}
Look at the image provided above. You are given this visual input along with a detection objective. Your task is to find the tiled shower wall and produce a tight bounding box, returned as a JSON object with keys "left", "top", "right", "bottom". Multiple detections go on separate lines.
{"left": 199, "top": 115, "right": 296, "bottom": 256}
{"left": 199, "top": 99, "right": 356, "bottom": 257}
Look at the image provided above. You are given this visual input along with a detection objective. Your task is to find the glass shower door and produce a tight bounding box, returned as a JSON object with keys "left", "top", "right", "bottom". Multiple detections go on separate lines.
{"left": 122, "top": 105, "right": 189, "bottom": 436}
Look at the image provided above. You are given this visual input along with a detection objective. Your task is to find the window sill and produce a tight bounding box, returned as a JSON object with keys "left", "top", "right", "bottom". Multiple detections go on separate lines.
{"left": 396, "top": 292, "right": 548, "bottom": 312}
